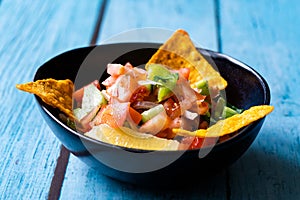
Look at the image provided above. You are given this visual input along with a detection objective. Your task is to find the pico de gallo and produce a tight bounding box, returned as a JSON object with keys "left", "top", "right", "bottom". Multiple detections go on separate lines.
{"left": 71, "top": 62, "right": 242, "bottom": 150}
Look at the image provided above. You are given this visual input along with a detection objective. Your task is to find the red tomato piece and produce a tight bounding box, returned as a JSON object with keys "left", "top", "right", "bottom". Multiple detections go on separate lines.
{"left": 128, "top": 107, "right": 142, "bottom": 125}
{"left": 107, "top": 64, "right": 125, "bottom": 76}
{"left": 130, "top": 86, "right": 150, "bottom": 103}
{"left": 102, "top": 76, "right": 118, "bottom": 87}
{"left": 198, "top": 101, "right": 209, "bottom": 115}
{"left": 124, "top": 62, "right": 133, "bottom": 70}
{"left": 92, "top": 103, "right": 130, "bottom": 128}
{"left": 179, "top": 136, "right": 217, "bottom": 150}
{"left": 163, "top": 98, "right": 181, "bottom": 119}
{"left": 177, "top": 68, "right": 190, "bottom": 80}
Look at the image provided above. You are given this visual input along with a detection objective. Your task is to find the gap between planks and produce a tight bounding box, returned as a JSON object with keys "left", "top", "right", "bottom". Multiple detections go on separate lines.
{"left": 47, "top": 1, "right": 108, "bottom": 200}
{"left": 214, "top": 0, "right": 223, "bottom": 53}
{"left": 214, "top": 0, "right": 231, "bottom": 200}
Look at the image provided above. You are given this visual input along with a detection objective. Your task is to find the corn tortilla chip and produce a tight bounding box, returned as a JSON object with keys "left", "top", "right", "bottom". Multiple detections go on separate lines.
{"left": 173, "top": 105, "right": 274, "bottom": 138}
{"left": 16, "top": 78, "right": 74, "bottom": 119}
{"left": 146, "top": 29, "right": 227, "bottom": 90}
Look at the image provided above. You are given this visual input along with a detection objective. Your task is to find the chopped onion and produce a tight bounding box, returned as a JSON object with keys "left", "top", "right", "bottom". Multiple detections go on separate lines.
{"left": 138, "top": 80, "right": 163, "bottom": 86}
{"left": 132, "top": 101, "right": 158, "bottom": 110}
{"left": 184, "top": 110, "right": 198, "bottom": 120}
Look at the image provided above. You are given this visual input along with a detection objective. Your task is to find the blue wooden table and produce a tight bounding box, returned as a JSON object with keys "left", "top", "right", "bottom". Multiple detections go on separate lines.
{"left": 1, "top": 0, "right": 299, "bottom": 199}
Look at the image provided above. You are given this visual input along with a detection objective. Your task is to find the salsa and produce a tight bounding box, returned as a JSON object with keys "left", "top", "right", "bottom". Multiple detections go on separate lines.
{"left": 72, "top": 62, "right": 242, "bottom": 149}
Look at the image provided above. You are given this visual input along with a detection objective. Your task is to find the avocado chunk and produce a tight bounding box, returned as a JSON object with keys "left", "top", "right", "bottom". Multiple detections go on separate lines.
{"left": 147, "top": 64, "right": 178, "bottom": 88}
{"left": 157, "top": 87, "right": 172, "bottom": 102}
{"left": 222, "top": 106, "right": 239, "bottom": 118}
{"left": 147, "top": 64, "right": 178, "bottom": 101}
{"left": 195, "top": 80, "right": 209, "bottom": 95}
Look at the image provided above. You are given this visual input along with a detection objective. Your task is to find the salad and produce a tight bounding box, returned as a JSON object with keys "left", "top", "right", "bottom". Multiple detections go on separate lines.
{"left": 16, "top": 29, "right": 273, "bottom": 151}
{"left": 71, "top": 62, "right": 240, "bottom": 149}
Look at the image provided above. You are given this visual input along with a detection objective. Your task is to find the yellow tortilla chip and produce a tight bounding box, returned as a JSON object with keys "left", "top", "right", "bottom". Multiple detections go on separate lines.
{"left": 173, "top": 105, "right": 274, "bottom": 138}
{"left": 146, "top": 29, "right": 227, "bottom": 90}
{"left": 16, "top": 78, "right": 74, "bottom": 119}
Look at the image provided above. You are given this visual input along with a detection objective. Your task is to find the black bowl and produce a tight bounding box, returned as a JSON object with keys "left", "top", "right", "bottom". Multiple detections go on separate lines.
{"left": 34, "top": 43, "right": 270, "bottom": 186}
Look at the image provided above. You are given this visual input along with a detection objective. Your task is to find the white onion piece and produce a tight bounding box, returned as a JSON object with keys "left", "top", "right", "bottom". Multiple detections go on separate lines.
{"left": 132, "top": 101, "right": 158, "bottom": 110}
{"left": 138, "top": 80, "right": 163, "bottom": 86}
{"left": 184, "top": 110, "right": 198, "bottom": 120}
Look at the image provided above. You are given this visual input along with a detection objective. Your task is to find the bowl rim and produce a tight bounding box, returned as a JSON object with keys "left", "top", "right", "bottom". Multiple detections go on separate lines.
{"left": 34, "top": 43, "right": 271, "bottom": 153}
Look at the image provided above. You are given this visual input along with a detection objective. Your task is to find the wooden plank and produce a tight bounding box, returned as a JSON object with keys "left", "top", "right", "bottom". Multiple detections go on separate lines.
{"left": 61, "top": 0, "right": 227, "bottom": 199}
{"left": 98, "top": 0, "right": 218, "bottom": 50}
{"left": 48, "top": 1, "right": 106, "bottom": 199}
{"left": 219, "top": 0, "right": 300, "bottom": 199}
{"left": 61, "top": 156, "right": 227, "bottom": 199}
{"left": 0, "top": 0, "right": 99, "bottom": 199}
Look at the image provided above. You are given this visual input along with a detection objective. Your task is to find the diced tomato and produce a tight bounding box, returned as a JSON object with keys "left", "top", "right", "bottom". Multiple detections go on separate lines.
{"left": 107, "top": 68, "right": 147, "bottom": 102}
{"left": 155, "top": 128, "right": 176, "bottom": 139}
{"left": 190, "top": 137, "right": 204, "bottom": 149}
{"left": 177, "top": 68, "right": 190, "bottom": 80}
{"left": 155, "top": 130, "right": 168, "bottom": 139}
{"left": 103, "top": 63, "right": 135, "bottom": 88}
{"left": 194, "top": 91, "right": 206, "bottom": 101}
{"left": 163, "top": 98, "right": 181, "bottom": 119}
{"left": 128, "top": 107, "right": 142, "bottom": 124}
{"left": 179, "top": 136, "right": 217, "bottom": 150}
{"left": 73, "top": 80, "right": 100, "bottom": 106}
{"left": 106, "top": 63, "right": 133, "bottom": 77}
{"left": 130, "top": 86, "right": 151, "bottom": 103}
{"left": 107, "top": 64, "right": 126, "bottom": 76}
{"left": 92, "top": 102, "right": 141, "bottom": 128}
{"left": 102, "top": 76, "right": 118, "bottom": 87}
{"left": 173, "top": 68, "right": 190, "bottom": 85}
{"left": 197, "top": 101, "right": 209, "bottom": 115}
{"left": 92, "top": 105, "right": 114, "bottom": 127}
{"left": 92, "top": 103, "right": 129, "bottom": 128}
{"left": 124, "top": 62, "right": 133, "bottom": 70}
{"left": 103, "top": 64, "right": 127, "bottom": 88}
{"left": 199, "top": 120, "right": 209, "bottom": 129}
{"left": 179, "top": 136, "right": 203, "bottom": 150}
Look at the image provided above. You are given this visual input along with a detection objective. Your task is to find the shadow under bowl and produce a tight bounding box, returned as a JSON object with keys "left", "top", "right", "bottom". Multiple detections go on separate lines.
{"left": 34, "top": 43, "right": 270, "bottom": 186}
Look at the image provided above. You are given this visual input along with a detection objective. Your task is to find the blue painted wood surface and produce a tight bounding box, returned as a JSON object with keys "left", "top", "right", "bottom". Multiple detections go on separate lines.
{"left": 61, "top": 1, "right": 227, "bottom": 199}
{"left": 0, "top": 0, "right": 299, "bottom": 199}
{"left": 0, "top": 0, "right": 99, "bottom": 199}
{"left": 98, "top": 0, "right": 218, "bottom": 50}
{"left": 219, "top": 0, "right": 300, "bottom": 199}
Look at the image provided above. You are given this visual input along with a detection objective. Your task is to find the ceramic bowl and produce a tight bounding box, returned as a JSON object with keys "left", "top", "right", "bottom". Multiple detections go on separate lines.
{"left": 34, "top": 43, "right": 270, "bottom": 185}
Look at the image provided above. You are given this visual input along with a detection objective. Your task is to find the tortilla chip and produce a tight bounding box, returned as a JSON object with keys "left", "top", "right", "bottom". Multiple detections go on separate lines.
{"left": 173, "top": 105, "right": 274, "bottom": 138}
{"left": 146, "top": 29, "right": 227, "bottom": 90}
{"left": 16, "top": 78, "right": 74, "bottom": 119}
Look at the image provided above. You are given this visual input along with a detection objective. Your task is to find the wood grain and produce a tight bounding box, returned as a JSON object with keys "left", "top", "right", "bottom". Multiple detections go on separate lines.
{"left": 98, "top": 0, "right": 218, "bottom": 50}
{"left": 219, "top": 0, "right": 300, "bottom": 199}
{"left": 0, "top": 0, "right": 99, "bottom": 199}
{"left": 60, "top": 0, "right": 227, "bottom": 199}
{"left": 61, "top": 157, "right": 227, "bottom": 200}
{"left": 2, "top": 0, "right": 298, "bottom": 199}
{"left": 48, "top": 1, "right": 106, "bottom": 199}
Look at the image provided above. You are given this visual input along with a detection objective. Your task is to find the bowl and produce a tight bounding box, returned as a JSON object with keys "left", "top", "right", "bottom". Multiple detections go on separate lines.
{"left": 34, "top": 43, "right": 270, "bottom": 186}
